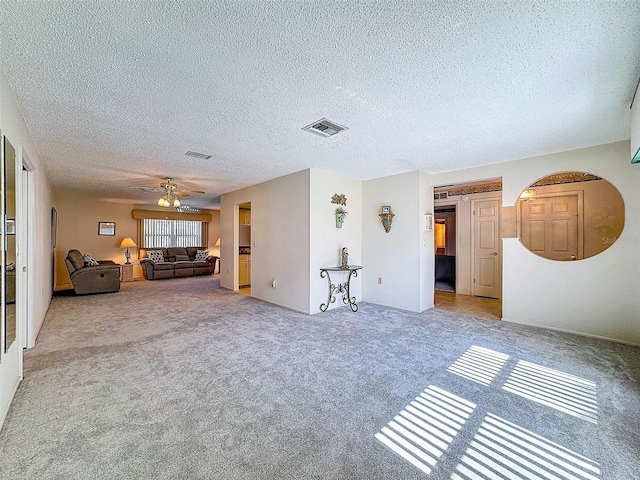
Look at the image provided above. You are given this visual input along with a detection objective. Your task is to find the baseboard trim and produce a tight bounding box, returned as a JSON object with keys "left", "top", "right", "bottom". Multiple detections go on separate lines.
{"left": 502, "top": 317, "right": 640, "bottom": 347}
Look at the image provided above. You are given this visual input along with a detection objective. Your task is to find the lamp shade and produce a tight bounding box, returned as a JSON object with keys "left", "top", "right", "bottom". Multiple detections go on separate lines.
{"left": 120, "top": 237, "right": 137, "bottom": 248}
{"left": 215, "top": 238, "right": 221, "bottom": 247}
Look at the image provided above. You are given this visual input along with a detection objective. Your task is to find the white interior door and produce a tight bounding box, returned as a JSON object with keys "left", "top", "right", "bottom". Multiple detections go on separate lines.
{"left": 472, "top": 198, "right": 501, "bottom": 299}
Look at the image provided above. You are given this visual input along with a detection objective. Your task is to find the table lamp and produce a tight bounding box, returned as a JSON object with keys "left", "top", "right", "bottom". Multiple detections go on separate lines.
{"left": 119, "top": 237, "right": 137, "bottom": 264}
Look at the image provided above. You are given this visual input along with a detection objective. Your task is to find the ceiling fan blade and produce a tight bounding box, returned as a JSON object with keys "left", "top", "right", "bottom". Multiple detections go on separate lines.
{"left": 176, "top": 189, "right": 205, "bottom": 195}
{"left": 174, "top": 192, "right": 190, "bottom": 198}
{"left": 132, "top": 186, "right": 164, "bottom": 193}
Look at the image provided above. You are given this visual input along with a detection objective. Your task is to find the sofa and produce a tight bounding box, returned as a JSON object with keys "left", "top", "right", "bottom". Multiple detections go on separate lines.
{"left": 65, "top": 249, "right": 121, "bottom": 294}
{"left": 140, "top": 247, "right": 216, "bottom": 280}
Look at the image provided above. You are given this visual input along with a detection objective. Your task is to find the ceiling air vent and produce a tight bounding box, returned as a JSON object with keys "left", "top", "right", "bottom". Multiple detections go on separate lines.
{"left": 185, "top": 151, "right": 212, "bottom": 160}
{"left": 302, "top": 118, "right": 348, "bottom": 138}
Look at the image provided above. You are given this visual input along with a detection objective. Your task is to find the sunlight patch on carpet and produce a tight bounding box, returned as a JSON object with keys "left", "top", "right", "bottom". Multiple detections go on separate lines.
{"left": 502, "top": 361, "right": 598, "bottom": 424}
{"left": 375, "top": 385, "right": 476, "bottom": 474}
{"left": 451, "top": 413, "right": 600, "bottom": 480}
{"left": 447, "top": 345, "right": 510, "bottom": 386}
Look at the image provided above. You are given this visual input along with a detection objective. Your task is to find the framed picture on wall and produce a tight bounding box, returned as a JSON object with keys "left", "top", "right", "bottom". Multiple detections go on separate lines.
{"left": 98, "top": 221, "right": 116, "bottom": 236}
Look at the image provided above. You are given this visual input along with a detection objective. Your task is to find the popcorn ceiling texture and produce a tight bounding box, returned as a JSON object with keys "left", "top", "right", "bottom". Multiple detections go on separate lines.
{"left": 0, "top": 1, "right": 639, "bottom": 206}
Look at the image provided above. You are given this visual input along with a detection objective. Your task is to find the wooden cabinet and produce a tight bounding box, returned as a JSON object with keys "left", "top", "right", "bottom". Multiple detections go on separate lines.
{"left": 239, "top": 209, "right": 251, "bottom": 225}
{"left": 239, "top": 254, "right": 251, "bottom": 286}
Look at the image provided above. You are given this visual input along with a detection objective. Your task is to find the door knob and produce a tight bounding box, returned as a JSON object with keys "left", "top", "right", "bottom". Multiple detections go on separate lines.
{"left": 490, "top": 252, "right": 498, "bottom": 256}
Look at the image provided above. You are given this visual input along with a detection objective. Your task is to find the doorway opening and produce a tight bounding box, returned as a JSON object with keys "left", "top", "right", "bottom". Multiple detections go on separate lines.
{"left": 433, "top": 178, "right": 503, "bottom": 318}
{"left": 237, "top": 202, "right": 251, "bottom": 296}
{"left": 434, "top": 206, "right": 456, "bottom": 293}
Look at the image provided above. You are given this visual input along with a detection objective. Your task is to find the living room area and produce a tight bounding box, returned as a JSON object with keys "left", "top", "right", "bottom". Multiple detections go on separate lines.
{"left": 2, "top": 1, "right": 640, "bottom": 477}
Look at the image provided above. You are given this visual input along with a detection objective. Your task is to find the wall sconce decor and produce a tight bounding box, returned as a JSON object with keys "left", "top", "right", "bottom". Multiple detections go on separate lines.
{"left": 379, "top": 206, "right": 394, "bottom": 233}
{"left": 331, "top": 193, "right": 347, "bottom": 206}
{"left": 518, "top": 188, "right": 536, "bottom": 201}
{"left": 424, "top": 213, "right": 434, "bottom": 231}
{"left": 335, "top": 207, "right": 348, "bottom": 228}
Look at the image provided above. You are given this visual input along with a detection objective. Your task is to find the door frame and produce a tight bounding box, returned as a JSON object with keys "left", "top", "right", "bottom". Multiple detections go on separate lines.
{"left": 434, "top": 201, "right": 460, "bottom": 292}
{"left": 18, "top": 147, "right": 36, "bottom": 348}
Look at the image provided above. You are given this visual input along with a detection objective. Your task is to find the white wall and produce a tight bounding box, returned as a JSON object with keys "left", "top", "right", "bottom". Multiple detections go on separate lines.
{"left": 419, "top": 171, "right": 435, "bottom": 312}
{"left": 309, "top": 169, "right": 362, "bottom": 313}
{"left": 362, "top": 171, "right": 433, "bottom": 312}
{"left": 430, "top": 141, "right": 640, "bottom": 345}
{"left": 220, "top": 170, "right": 311, "bottom": 313}
{"left": 0, "top": 70, "right": 53, "bottom": 343}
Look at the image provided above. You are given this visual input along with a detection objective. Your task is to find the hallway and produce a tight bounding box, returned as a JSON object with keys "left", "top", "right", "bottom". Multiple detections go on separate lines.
{"left": 434, "top": 290, "right": 502, "bottom": 320}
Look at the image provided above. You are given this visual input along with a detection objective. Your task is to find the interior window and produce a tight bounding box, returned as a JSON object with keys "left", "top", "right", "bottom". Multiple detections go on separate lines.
{"left": 142, "top": 219, "right": 203, "bottom": 248}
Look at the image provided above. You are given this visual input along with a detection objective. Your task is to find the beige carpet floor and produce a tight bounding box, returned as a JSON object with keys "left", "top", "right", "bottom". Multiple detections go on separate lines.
{"left": 0, "top": 275, "right": 638, "bottom": 479}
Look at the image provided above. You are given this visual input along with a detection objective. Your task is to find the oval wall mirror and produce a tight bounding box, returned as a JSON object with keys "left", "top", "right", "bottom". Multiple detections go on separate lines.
{"left": 517, "top": 172, "right": 624, "bottom": 261}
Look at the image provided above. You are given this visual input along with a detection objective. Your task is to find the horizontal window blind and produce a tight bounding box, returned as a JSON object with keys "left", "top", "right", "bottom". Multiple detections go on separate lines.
{"left": 142, "top": 219, "right": 202, "bottom": 248}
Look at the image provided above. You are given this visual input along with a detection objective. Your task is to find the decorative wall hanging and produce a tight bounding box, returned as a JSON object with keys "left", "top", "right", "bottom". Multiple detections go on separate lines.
{"left": 335, "top": 207, "right": 348, "bottom": 228}
{"left": 331, "top": 194, "right": 347, "bottom": 206}
{"left": 98, "top": 222, "right": 116, "bottom": 236}
{"left": 379, "top": 206, "right": 394, "bottom": 233}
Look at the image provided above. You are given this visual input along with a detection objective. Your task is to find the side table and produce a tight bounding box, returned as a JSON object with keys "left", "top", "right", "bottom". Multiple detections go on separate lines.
{"left": 319, "top": 265, "right": 363, "bottom": 312}
{"left": 121, "top": 263, "right": 134, "bottom": 282}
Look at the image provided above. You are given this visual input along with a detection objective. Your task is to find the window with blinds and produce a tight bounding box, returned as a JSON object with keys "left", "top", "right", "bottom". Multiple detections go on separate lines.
{"left": 142, "top": 219, "right": 203, "bottom": 248}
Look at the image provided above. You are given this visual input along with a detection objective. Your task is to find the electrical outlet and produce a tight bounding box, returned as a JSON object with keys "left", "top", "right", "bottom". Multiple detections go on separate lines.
{"left": 378, "top": 277, "right": 383, "bottom": 284}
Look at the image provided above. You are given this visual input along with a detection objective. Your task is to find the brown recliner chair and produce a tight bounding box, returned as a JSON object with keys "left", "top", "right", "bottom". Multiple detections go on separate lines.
{"left": 65, "top": 249, "right": 121, "bottom": 294}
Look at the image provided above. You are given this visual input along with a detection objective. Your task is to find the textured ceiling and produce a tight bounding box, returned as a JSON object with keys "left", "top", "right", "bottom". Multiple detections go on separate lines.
{"left": 1, "top": 1, "right": 639, "bottom": 208}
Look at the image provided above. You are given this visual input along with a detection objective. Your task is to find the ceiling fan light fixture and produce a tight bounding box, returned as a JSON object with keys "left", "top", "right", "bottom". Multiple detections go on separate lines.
{"left": 173, "top": 197, "right": 181, "bottom": 207}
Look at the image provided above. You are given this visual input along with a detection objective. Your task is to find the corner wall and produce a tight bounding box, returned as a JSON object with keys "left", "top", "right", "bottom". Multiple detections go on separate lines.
{"left": 220, "top": 170, "right": 311, "bottom": 313}
{"left": 430, "top": 141, "right": 640, "bottom": 345}
{"left": 362, "top": 171, "right": 433, "bottom": 312}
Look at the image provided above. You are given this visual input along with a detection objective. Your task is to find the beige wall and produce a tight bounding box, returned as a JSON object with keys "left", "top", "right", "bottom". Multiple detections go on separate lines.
{"left": 54, "top": 190, "right": 220, "bottom": 290}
